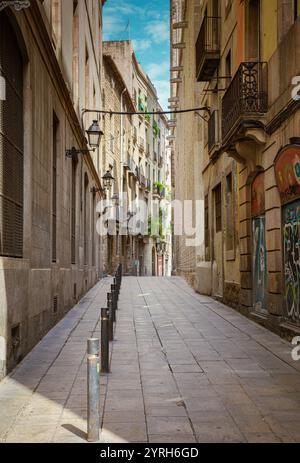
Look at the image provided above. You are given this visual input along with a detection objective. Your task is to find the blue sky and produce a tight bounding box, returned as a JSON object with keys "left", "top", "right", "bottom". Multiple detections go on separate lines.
{"left": 103, "top": 0, "right": 170, "bottom": 110}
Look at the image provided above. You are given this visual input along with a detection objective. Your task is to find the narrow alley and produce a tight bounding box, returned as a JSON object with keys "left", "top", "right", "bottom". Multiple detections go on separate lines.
{"left": 0, "top": 277, "right": 300, "bottom": 443}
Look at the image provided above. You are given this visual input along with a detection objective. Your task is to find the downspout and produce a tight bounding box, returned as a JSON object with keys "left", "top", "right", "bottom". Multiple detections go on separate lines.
{"left": 120, "top": 88, "right": 127, "bottom": 200}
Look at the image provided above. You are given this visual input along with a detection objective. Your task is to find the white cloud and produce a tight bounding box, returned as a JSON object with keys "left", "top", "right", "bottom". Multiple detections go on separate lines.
{"left": 103, "top": 14, "right": 127, "bottom": 39}
{"left": 146, "top": 61, "right": 170, "bottom": 80}
{"left": 153, "top": 80, "right": 170, "bottom": 111}
{"left": 145, "top": 20, "right": 169, "bottom": 44}
{"left": 132, "top": 39, "right": 152, "bottom": 52}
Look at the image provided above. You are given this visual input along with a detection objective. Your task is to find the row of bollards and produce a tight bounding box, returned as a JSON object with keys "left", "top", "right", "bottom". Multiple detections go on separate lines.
{"left": 87, "top": 264, "right": 122, "bottom": 442}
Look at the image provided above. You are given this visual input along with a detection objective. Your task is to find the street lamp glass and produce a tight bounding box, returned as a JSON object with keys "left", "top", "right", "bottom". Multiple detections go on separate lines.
{"left": 86, "top": 120, "right": 103, "bottom": 148}
{"left": 102, "top": 170, "right": 115, "bottom": 189}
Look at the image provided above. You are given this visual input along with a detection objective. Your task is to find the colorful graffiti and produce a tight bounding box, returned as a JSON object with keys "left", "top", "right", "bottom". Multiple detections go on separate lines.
{"left": 283, "top": 200, "right": 300, "bottom": 324}
{"left": 252, "top": 172, "right": 265, "bottom": 217}
{"left": 252, "top": 216, "right": 267, "bottom": 313}
{"left": 275, "top": 145, "right": 300, "bottom": 205}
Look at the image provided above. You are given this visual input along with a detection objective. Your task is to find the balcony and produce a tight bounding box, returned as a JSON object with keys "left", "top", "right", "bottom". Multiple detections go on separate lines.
{"left": 139, "top": 174, "right": 146, "bottom": 188}
{"left": 145, "top": 179, "right": 152, "bottom": 191}
{"left": 222, "top": 62, "right": 268, "bottom": 144}
{"left": 208, "top": 110, "right": 220, "bottom": 153}
{"left": 146, "top": 143, "right": 150, "bottom": 158}
{"left": 133, "top": 127, "right": 137, "bottom": 144}
{"left": 196, "top": 16, "right": 220, "bottom": 82}
{"left": 138, "top": 137, "right": 145, "bottom": 153}
{"left": 127, "top": 154, "right": 136, "bottom": 176}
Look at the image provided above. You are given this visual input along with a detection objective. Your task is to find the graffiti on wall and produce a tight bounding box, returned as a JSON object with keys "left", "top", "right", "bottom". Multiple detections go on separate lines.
{"left": 275, "top": 145, "right": 300, "bottom": 205}
{"left": 252, "top": 216, "right": 267, "bottom": 313}
{"left": 251, "top": 172, "right": 265, "bottom": 217}
{"left": 283, "top": 200, "right": 300, "bottom": 324}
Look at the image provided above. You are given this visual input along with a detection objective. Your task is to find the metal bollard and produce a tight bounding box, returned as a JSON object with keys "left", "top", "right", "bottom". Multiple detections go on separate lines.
{"left": 87, "top": 338, "right": 100, "bottom": 442}
{"left": 101, "top": 308, "right": 110, "bottom": 373}
{"left": 107, "top": 293, "right": 114, "bottom": 341}
{"left": 111, "top": 283, "right": 118, "bottom": 311}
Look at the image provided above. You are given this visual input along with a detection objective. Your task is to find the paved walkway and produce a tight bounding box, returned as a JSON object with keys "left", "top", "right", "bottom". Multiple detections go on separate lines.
{"left": 1, "top": 277, "right": 300, "bottom": 443}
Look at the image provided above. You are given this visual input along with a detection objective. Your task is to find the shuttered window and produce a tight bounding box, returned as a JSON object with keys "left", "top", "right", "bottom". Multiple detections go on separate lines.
{"left": 214, "top": 183, "right": 222, "bottom": 233}
{"left": 0, "top": 14, "right": 24, "bottom": 258}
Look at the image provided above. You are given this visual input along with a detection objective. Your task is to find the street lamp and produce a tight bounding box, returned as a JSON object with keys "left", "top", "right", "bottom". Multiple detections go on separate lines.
{"left": 102, "top": 170, "right": 115, "bottom": 190}
{"left": 66, "top": 120, "right": 103, "bottom": 158}
{"left": 86, "top": 120, "right": 103, "bottom": 148}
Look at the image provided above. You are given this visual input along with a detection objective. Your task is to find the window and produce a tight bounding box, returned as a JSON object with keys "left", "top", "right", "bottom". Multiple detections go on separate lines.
{"left": 52, "top": 113, "right": 59, "bottom": 263}
{"left": 214, "top": 183, "right": 222, "bottom": 233}
{"left": 84, "top": 173, "right": 89, "bottom": 265}
{"left": 71, "top": 157, "right": 77, "bottom": 264}
{"left": 205, "top": 195, "right": 209, "bottom": 251}
{"left": 225, "top": 50, "right": 232, "bottom": 87}
{"left": 0, "top": 14, "right": 24, "bottom": 258}
{"left": 92, "top": 192, "right": 95, "bottom": 266}
{"left": 226, "top": 173, "right": 234, "bottom": 252}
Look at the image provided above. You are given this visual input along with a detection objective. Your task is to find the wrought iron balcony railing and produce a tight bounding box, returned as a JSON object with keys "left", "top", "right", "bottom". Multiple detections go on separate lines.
{"left": 196, "top": 16, "right": 220, "bottom": 82}
{"left": 208, "top": 110, "right": 220, "bottom": 153}
{"left": 222, "top": 62, "right": 268, "bottom": 143}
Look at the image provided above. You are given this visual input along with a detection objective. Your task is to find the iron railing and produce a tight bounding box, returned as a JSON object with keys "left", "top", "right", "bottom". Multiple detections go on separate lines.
{"left": 196, "top": 16, "right": 220, "bottom": 81}
{"left": 222, "top": 62, "right": 268, "bottom": 142}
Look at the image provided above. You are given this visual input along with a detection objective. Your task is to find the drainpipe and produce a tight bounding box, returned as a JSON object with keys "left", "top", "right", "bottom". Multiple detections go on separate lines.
{"left": 120, "top": 88, "right": 127, "bottom": 200}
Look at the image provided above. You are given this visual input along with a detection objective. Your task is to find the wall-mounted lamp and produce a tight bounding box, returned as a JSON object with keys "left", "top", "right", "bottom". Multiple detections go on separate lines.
{"left": 102, "top": 170, "right": 115, "bottom": 190}
{"left": 86, "top": 120, "right": 103, "bottom": 148}
{"left": 66, "top": 120, "right": 103, "bottom": 158}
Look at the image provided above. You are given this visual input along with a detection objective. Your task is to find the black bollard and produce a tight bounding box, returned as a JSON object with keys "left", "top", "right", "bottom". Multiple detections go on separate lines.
{"left": 101, "top": 308, "right": 110, "bottom": 373}
{"left": 107, "top": 292, "right": 114, "bottom": 341}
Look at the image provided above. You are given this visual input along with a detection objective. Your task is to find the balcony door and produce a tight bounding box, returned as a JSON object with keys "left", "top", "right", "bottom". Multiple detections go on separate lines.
{"left": 246, "top": 0, "right": 261, "bottom": 61}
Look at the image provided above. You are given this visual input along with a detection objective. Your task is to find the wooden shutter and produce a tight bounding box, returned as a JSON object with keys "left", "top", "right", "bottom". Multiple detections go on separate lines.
{"left": 0, "top": 14, "right": 24, "bottom": 258}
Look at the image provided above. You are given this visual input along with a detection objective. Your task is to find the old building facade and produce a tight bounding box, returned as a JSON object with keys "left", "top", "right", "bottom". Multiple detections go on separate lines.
{"left": 171, "top": 0, "right": 300, "bottom": 339}
{"left": 103, "top": 40, "right": 171, "bottom": 277}
{"left": 0, "top": 0, "right": 106, "bottom": 379}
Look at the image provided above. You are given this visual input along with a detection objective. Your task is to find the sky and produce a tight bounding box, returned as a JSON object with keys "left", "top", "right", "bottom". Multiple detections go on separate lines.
{"left": 103, "top": 0, "right": 170, "bottom": 110}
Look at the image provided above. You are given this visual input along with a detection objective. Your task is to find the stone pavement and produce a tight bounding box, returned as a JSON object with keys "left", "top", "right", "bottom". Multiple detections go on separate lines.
{"left": 1, "top": 277, "right": 300, "bottom": 443}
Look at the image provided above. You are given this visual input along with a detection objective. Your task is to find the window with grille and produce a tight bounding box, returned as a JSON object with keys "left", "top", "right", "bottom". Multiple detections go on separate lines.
{"left": 0, "top": 14, "right": 24, "bottom": 258}
{"left": 214, "top": 183, "right": 222, "bottom": 233}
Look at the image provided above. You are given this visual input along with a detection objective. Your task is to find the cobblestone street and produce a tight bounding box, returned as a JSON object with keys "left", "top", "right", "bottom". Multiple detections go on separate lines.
{"left": 1, "top": 277, "right": 300, "bottom": 443}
